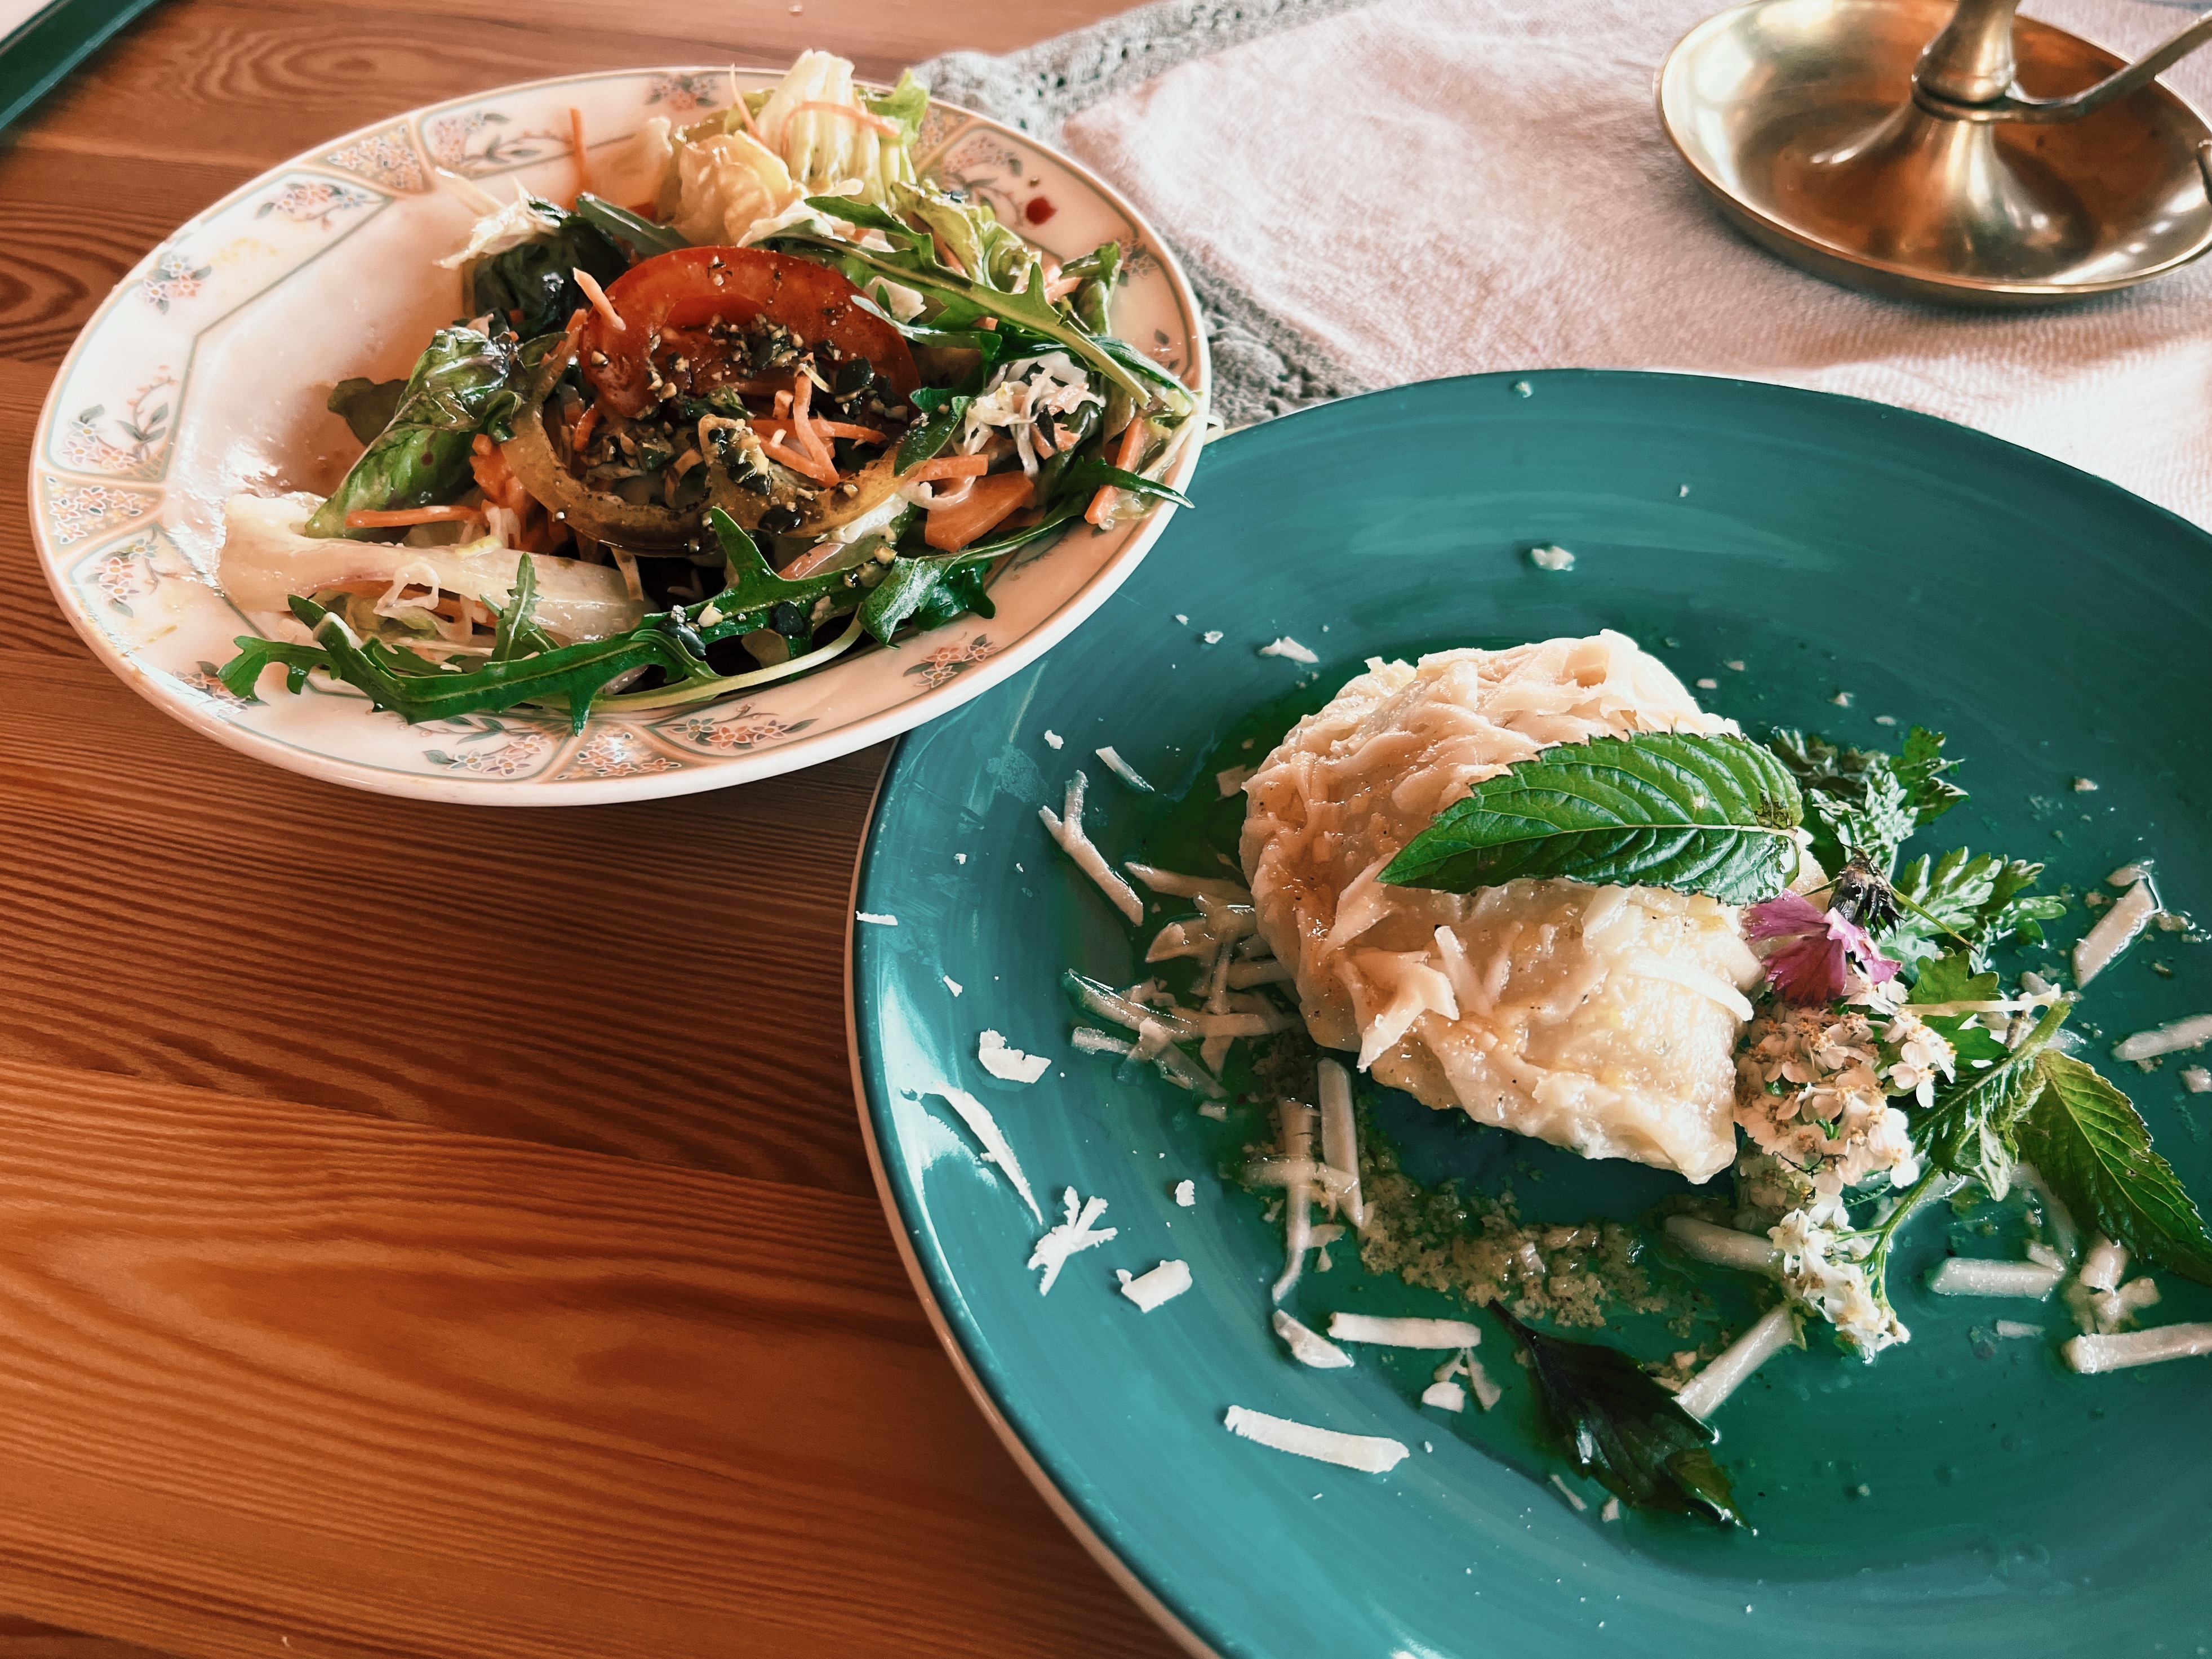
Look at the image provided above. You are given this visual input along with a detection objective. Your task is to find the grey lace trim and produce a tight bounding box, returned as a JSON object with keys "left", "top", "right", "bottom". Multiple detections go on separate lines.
{"left": 915, "top": 0, "right": 1377, "bottom": 426}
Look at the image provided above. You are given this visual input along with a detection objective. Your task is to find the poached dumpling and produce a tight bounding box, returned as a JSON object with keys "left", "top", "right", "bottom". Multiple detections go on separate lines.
{"left": 1238, "top": 632, "right": 1762, "bottom": 1184}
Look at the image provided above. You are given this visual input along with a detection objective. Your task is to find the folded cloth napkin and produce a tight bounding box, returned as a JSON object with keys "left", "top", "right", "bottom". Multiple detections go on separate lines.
{"left": 926, "top": 0, "right": 2212, "bottom": 526}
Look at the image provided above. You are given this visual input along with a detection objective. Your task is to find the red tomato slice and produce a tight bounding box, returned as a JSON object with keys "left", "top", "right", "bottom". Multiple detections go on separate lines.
{"left": 579, "top": 246, "right": 920, "bottom": 417}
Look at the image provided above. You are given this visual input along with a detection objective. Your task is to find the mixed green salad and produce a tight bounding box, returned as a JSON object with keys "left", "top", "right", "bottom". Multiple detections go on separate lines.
{"left": 216, "top": 52, "right": 1200, "bottom": 726}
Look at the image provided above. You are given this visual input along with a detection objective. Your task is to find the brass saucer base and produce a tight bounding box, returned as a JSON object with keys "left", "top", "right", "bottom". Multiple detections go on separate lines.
{"left": 1658, "top": 0, "right": 2212, "bottom": 307}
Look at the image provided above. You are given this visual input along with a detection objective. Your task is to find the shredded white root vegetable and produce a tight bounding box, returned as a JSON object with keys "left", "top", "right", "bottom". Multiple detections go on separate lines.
{"left": 1327, "top": 1313, "right": 1486, "bottom": 1349}
{"left": 1258, "top": 636, "right": 1320, "bottom": 665}
{"left": 1222, "top": 1405, "right": 1409, "bottom": 1473}
{"left": 2080, "top": 1235, "right": 2129, "bottom": 1292}
{"left": 1316, "top": 1058, "right": 1366, "bottom": 1231}
{"left": 1464, "top": 1352, "right": 1502, "bottom": 1411}
{"left": 1116, "top": 1260, "right": 1192, "bottom": 1311}
{"left": 1071, "top": 1026, "right": 1132, "bottom": 1057}
{"left": 2115, "top": 1013, "right": 2212, "bottom": 1063}
{"left": 2075, "top": 875, "right": 2158, "bottom": 986}
{"left": 1421, "top": 1381, "right": 1467, "bottom": 1412}
{"left": 1664, "top": 1215, "right": 1778, "bottom": 1275}
{"left": 1039, "top": 772, "right": 1144, "bottom": 924}
{"left": 1125, "top": 861, "right": 1252, "bottom": 902}
{"left": 1028, "top": 1189, "right": 1116, "bottom": 1293}
{"left": 1994, "top": 1320, "right": 2044, "bottom": 1340}
{"left": 1174, "top": 1179, "right": 1197, "bottom": 1207}
{"left": 2063, "top": 1322, "right": 2212, "bottom": 1374}
{"left": 1272, "top": 1102, "right": 1317, "bottom": 1304}
{"left": 1925, "top": 1258, "right": 2062, "bottom": 1298}
{"left": 1227, "top": 958, "right": 1295, "bottom": 989}
{"left": 1548, "top": 1474, "right": 1588, "bottom": 1512}
{"left": 1676, "top": 1303, "right": 1799, "bottom": 1421}
{"left": 930, "top": 1087, "right": 1041, "bottom": 1221}
{"left": 1272, "top": 1308, "right": 1354, "bottom": 1368}
{"left": 1094, "top": 745, "right": 1153, "bottom": 792}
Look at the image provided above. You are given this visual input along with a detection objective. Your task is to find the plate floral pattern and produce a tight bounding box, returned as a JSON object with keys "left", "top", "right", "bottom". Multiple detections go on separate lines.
{"left": 29, "top": 68, "right": 1207, "bottom": 805}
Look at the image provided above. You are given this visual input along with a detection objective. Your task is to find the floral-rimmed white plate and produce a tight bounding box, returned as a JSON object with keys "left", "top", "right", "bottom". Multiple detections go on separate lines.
{"left": 29, "top": 67, "right": 1209, "bottom": 803}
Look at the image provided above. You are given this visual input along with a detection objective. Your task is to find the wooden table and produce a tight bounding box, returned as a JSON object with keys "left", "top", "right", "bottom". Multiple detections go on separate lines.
{"left": 0, "top": 3, "right": 1186, "bottom": 1653}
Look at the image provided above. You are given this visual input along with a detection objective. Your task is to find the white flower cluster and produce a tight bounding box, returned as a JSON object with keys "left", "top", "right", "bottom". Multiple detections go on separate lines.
{"left": 1733, "top": 1000, "right": 1948, "bottom": 1202}
{"left": 1771, "top": 1209, "right": 1910, "bottom": 1358}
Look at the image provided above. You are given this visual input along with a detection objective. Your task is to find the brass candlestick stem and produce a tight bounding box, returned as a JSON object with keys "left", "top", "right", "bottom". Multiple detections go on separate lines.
{"left": 1658, "top": 0, "right": 2212, "bottom": 306}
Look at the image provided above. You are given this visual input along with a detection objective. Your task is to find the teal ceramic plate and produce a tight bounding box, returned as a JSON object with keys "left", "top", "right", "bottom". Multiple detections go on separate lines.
{"left": 847, "top": 371, "right": 2212, "bottom": 1657}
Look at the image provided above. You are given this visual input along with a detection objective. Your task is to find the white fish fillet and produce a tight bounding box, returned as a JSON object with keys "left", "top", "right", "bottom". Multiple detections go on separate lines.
{"left": 1240, "top": 633, "right": 1762, "bottom": 1182}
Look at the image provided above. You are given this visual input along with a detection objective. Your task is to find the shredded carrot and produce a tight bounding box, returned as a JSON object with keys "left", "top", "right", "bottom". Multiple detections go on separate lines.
{"left": 906, "top": 453, "right": 990, "bottom": 482}
{"left": 568, "top": 106, "right": 593, "bottom": 202}
{"left": 810, "top": 420, "right": 887, "bottom": 443}
{"left": 574, "top": 268, "right": 624, "bottom": 333}
{"left": 930, "top": 232, "right": 968, "bottom": 276}
{"left": 570, "top": 400, "right": 602, "bottom": 453}
{"left": 790, "top": 371, "right": 832, "bottom": 467}
{"left": 794, "top": 99, "right": 901, "bottom": 138}
{"left": 1032, "top": 422, "right": 1057, "bottom": 456}
{"left": 976, "top": 315, "right": 997, "bottom": 330}
{"left": 344, "top": 505, "right": 487, "bottom": 529}
{"left": 733, "top": 87, "right": 769, "bottom": 144}
{"left": 762, "top": 438, "right": 839, "bottom": 486}
{"left": 1045, "top": 274, "right": 1083, "bottom": 302}
{"left": 558, "top": 305, "right": 589, "bottom": 370}
{"left": 1086, "top": 416, "right": 1148, "bottom": 527}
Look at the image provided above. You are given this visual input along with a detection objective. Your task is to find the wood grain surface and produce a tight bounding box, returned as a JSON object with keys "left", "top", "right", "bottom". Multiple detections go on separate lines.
{"left": 0, "top": 3, "right": 1184, "bottom": 1655}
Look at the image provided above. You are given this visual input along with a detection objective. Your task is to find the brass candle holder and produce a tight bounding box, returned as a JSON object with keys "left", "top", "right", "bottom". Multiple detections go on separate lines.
{"left": 1658, "top": 0, "right": 2212, "bottom": 306}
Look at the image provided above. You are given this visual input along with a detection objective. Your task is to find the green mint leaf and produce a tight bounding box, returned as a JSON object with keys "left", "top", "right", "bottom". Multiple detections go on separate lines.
{"left": 1913, "top": 999, "right": 2071, "bottom": 1197}
{"left": 1380, "top": 732, "right": 1802, "bottom": 903}
{"left": 2016, "top": 1052, "right": 2212, "bottom": 1286}
{"left": 1493, "top": 1308, "right": 1741, "bottom": 1525}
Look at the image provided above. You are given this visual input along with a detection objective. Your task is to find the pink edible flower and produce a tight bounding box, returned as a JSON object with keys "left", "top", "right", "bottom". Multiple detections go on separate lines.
{"left": 1744, "top": 891, "right": 1900, "bottom": 1005}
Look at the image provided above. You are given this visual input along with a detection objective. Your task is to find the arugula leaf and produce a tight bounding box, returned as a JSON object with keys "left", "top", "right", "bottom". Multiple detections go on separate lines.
{"left": 2015, "top": 1052, "right": 2212, "bottom": 1286}
{"left": 770, "top": 188, "right": 1192, "bottom": 417}
{"left": 221, "top": 512, "right": 871, "bottom": 730}
{"left": 1380, "top": 733, "right": 1802, "bottom": 903}
{"left": 571, "top": 192, "right": 688, "bottom": 260}
{"left": 327, "top": 377, "right": 406, "bottom": 444}
{"left": 860, "top": 552, "right": 1000, "bottom": 643}
{"left": 1493, "top": 1308, "right": 1740, "bottom": 1525}
{"left": 482, "top": 553, "right": 559, "bottom": 662}
{"left": 1050, "top": 455, "right": 1194, "bottom": 509}
{"left": 1912, "top": 999, "right": 2071, "bottom": 1198}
